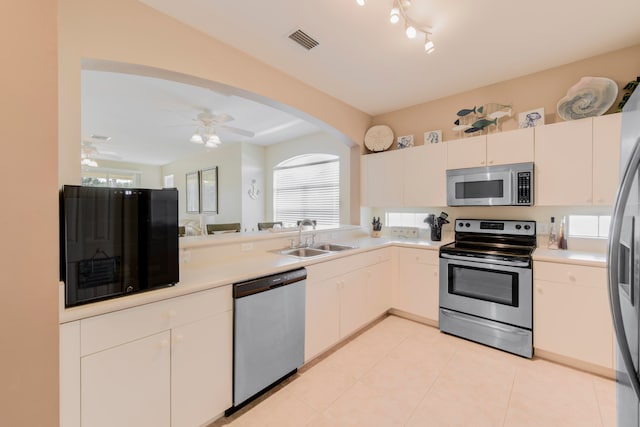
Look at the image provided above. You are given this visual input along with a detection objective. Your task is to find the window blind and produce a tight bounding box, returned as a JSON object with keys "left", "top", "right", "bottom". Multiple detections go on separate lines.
{"left": 273, "top": 158, "right": 340, "bottom": 226}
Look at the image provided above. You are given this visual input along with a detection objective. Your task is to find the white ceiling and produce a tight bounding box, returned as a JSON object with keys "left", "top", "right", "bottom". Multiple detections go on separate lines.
{"left": 81, "top": 70, "right": 322, "bottom": 166}
{"left": 84, "top": 0, "right": 640, "bottom": 166}
{"left": 139, "top": 0, "right": 640, "bottom": 115}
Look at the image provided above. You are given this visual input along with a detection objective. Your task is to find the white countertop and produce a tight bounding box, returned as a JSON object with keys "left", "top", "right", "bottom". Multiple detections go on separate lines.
{"left": 59, "top": 234, "right": 447, "bottom": 323}
{"left": 533, "top": 248, "right": 606, "bottom": 267}
{"left": 59, "top": 231, "right": 608, "bottom": 323}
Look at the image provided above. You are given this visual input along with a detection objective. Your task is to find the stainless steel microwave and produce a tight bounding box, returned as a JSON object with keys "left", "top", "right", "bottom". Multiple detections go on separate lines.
{"left": 446, "top": 162, "right": 533, "bottom": 206}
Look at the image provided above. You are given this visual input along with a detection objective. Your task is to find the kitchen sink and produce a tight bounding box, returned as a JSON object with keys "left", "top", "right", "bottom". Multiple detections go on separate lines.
{"left": 310, "top": 243, "right": 357, "bottom": 252}
{"left": 273, "top": 243, "right": 357, "bottom": 259}
{"left": 275, "top": 247, "right": 332, "bottom": 258}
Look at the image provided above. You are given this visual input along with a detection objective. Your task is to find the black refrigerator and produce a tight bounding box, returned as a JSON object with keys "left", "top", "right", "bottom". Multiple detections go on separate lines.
{"left": 608, "top": 85, "right": 640, "bottom": 427}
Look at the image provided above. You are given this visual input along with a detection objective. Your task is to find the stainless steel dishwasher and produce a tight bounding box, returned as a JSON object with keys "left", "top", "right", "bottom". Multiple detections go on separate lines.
{"left": 228, "top": 268, "right": 306, "bottom": 413}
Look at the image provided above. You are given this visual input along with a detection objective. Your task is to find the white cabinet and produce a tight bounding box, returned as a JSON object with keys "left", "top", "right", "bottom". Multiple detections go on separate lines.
{"left": 362, "top": 143, "right": 448, "bottom": 208}
{"left": 362, "top": 150, "right": 404, "bottom": 207}
{"left": 339, "top": 268, "right": 369, "bottom": 338}
{"left": 171, "top": 310, "right": 232, "bottom": 427}
{"left": 365, "top": 259, "right": 392, "bottom": 319}
{"left": 535, "top": 115, "right": 622, "bottom": 206}
{"left": 62, "top": 286, "right": 233, "bottom": 427}
{"left": 403, "top": 143, "right": 448, "bottom": 207}
{"left": 393, "top": 247, "right": 440, "bottom": 322}
{"left": 446, "top": 135, "right": 487, "bottom": 169}
{"left": 486, "top": 127, "right": 534, "bottom": 166}
{"left": 535, "top": 118, "right": 593, "bottom": 205}
{"left": 446, "top": 129, "right": 534, "bottom": 170}
{"left": 81, "top": 331, "right": 171, "bottom": 427}
{"left": 533, "top": 261, "right": 613, "bottom": 370}
{"left": 305, "top": 248, "right": 392, "bottom": 361}
{"left": 305, "top": 271, "right": 341, "bottom": 361}
{"left": 593, "top": 113, "right": 622, "bottom": 205}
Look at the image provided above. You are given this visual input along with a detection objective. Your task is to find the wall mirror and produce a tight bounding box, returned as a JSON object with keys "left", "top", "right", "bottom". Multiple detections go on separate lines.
{"left": 200, "top": 166, "right": 218, "bottom": 214}
{"left": 185, "top": 171, "right": 200, "bottom": 213}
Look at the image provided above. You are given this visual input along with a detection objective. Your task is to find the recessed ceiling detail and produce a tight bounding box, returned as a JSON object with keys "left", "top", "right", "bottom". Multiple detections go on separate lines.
{"left": 288, "top": 29, "right": 319, "bottom": 50}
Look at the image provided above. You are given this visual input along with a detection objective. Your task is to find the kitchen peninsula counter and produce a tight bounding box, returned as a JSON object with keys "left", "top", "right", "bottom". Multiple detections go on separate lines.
{"left": 59, "top": 230, "right": 447, "bottom": 323}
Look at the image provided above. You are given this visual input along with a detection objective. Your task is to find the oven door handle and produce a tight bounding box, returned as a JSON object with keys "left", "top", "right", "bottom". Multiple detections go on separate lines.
{"left": 440, "top": 308, "right": 530, "bottom": 336}
{"left": 440, "top": 252, "right": 530, "bottom": 268}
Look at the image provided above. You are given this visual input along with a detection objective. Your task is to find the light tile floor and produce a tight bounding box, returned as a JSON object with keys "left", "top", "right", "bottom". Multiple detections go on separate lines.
{"left": 210, "top": 315, "right": 616, "bottom": 427}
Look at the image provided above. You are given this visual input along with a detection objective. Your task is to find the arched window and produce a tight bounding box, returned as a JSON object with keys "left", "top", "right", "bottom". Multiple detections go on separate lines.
{"left": 273, "top": 153, "right": 340, "bottom": 226}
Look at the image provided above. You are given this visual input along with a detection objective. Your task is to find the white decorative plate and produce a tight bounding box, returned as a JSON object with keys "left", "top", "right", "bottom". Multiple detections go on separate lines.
{"left": 364, "top": 125, "right": 394, "bottom": 152}
{"left": 557, "top": 77, "right": 618, "bottom": 121}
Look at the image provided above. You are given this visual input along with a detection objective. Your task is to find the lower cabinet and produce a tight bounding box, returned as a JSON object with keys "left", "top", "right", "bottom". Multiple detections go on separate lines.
{"left": 305, "top": 248, "right": 392, "bottom": 362}
{"left": 393, "top": 247, "right": 440, "bottom": 322}
{"left": 533, "top": 261, "right": 614, "bottom": 370}
{"left": 61, "top": 285, "right": 233, "bottom": 427}
{"left": 171, "top": 310, "right": 232, "bottom": 427}
{"left": 81, "top": 331, "right": 171, "bottom": 427}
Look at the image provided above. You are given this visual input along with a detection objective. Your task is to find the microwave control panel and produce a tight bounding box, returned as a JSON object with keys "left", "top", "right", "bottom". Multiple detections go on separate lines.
{"left": 516, "top": 171, "right": 532, "bottom": 205}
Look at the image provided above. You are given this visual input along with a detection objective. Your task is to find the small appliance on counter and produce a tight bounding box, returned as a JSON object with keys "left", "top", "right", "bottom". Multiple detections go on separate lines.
{"left": 59, "top": 185, "right": 179, "bottom": 307}
{"left": 424, "top": 211, "right": 449, "bottom": 241}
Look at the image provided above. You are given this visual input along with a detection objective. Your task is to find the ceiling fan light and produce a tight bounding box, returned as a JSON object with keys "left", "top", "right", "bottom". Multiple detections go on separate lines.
{"left": 389, "top": 8, "right": 400, "bottom": 24}
{"left": 190, "top": 133, "right": 204, "bottom": 144}
{"left": 356, "top": 0, "right": 366, "bottom": 5}
{"left": 205, "top": 134, "right": 221, "bottom": 147}
{"left": 405, "top": 24, "right": 417, "bottom": 39}
{"left": 400, "top": 0, "right": 411, "bottom": 8}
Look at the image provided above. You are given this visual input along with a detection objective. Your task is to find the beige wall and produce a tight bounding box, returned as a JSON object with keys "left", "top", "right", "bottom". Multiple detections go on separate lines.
{"left": 0, "top": 1, "right": 59, "bottom": 425}
{"left": 373, "top": 44, "right": 640, "bottom": 149}
{"left": 92, "top": 159, "right": 163, "bottom": 188}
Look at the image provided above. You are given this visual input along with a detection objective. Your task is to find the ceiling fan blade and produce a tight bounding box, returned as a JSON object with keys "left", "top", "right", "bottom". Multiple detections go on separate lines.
{"left": 217, "top": 125, "right": 255, "bottom": 138}
{"left": 210, "top": 113, "right": 234, "bottom": 124}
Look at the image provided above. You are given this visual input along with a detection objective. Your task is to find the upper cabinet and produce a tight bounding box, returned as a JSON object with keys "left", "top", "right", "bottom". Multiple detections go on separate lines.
{"left": 361, "top": 144, "right": 447, "bottom": 208}
{"left": 361, "top": 114, "right": 621, "bottom": 208}
{"left": 446, "top": 128, "right": 534, "bottom": 170}
{"left": 362, "top": 149, "right": 404, "bottom": 207}
{"left": 446, "top": 135, "right": 487, "bottom": 169}
{"left": 593, "top": 113, "right": 622, "bottom": 205}
{"left": 535, "top": 114, "right": 621, "bottom": 206}
{"left": 403, "top": 143, "right": 447, "bottom": 207}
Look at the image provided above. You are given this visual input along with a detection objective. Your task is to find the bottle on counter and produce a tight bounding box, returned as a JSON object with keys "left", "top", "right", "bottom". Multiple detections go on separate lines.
{"left": 558, "top": 216, "right": 568, "bottom": 250}
{"left": 548, "top": 216, "right": 559, "bottom": 250}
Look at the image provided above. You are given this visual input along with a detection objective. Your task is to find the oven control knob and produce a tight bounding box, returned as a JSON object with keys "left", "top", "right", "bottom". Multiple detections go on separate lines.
{"left": 515, "top": 224, "right": 522, "bottom": 230}
{"left": 524, "top": 225, "right": 531, "bottom": 230}
{"left": 465, "top": 222, "right": 471, "bottom": 228}
{"left": 458, "top": 222, "right": 464, "bottom": 227}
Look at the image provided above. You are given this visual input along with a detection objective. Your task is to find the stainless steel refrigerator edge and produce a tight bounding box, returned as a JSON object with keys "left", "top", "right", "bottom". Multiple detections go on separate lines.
{"left": 609, "top": 88, "right": 640, "bottom": 427}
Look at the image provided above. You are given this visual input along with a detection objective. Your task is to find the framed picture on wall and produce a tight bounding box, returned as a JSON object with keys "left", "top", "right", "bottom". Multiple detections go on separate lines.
{"left": 185, "top": 171, "right": 200, "bottom": 213}
{"left": 200, "top": 166, "right": 218, "bottom": 214}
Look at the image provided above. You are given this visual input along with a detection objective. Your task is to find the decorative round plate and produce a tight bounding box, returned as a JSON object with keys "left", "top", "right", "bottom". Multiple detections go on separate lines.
{"left": 557, "top": 76, "right": 618, "bottom": 121}
{"left": 364, "top": 125, "right": 394, "bottom": 152}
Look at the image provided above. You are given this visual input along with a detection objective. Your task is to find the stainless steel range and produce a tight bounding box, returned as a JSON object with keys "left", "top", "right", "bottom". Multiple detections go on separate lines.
{"left": 439, "top": 219, "right": 536, "bottom": 358}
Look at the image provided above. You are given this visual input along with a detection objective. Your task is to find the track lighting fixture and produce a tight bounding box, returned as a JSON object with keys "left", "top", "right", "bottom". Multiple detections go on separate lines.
{"left": 389, "top": 7, "right": 400, "bottom": 24}
{"left": 357, "top": 0, "right": 434, "bottom": 53}
{"left": 424, "top": 33, "right": 435, "bottom": 53}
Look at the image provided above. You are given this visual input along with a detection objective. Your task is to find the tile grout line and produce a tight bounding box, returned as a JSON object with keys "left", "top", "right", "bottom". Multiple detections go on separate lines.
{"left": 501, "top": 365, "right": 519, "bottom": 427}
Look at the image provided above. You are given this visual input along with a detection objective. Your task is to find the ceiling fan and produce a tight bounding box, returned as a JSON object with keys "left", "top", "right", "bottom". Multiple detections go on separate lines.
{"left": 81, "top": 137, "right": 121, "bottom": 167}
{"left": 186, "top": 109, "right": 255, "bottom": 148}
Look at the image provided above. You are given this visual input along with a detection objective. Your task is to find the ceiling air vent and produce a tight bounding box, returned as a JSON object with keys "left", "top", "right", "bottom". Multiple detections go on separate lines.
{"left": 288, "top": 29, "right": 319, "bottom": 50}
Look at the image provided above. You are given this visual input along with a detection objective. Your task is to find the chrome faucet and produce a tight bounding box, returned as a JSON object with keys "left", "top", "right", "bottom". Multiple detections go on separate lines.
{"left": 297, "top": 219, "right": 316, "bottom": 247}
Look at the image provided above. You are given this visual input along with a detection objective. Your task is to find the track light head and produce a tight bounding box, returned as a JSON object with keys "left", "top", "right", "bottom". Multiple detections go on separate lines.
{"left": 405, "top": 24, "right": 417, "bottom": 39}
